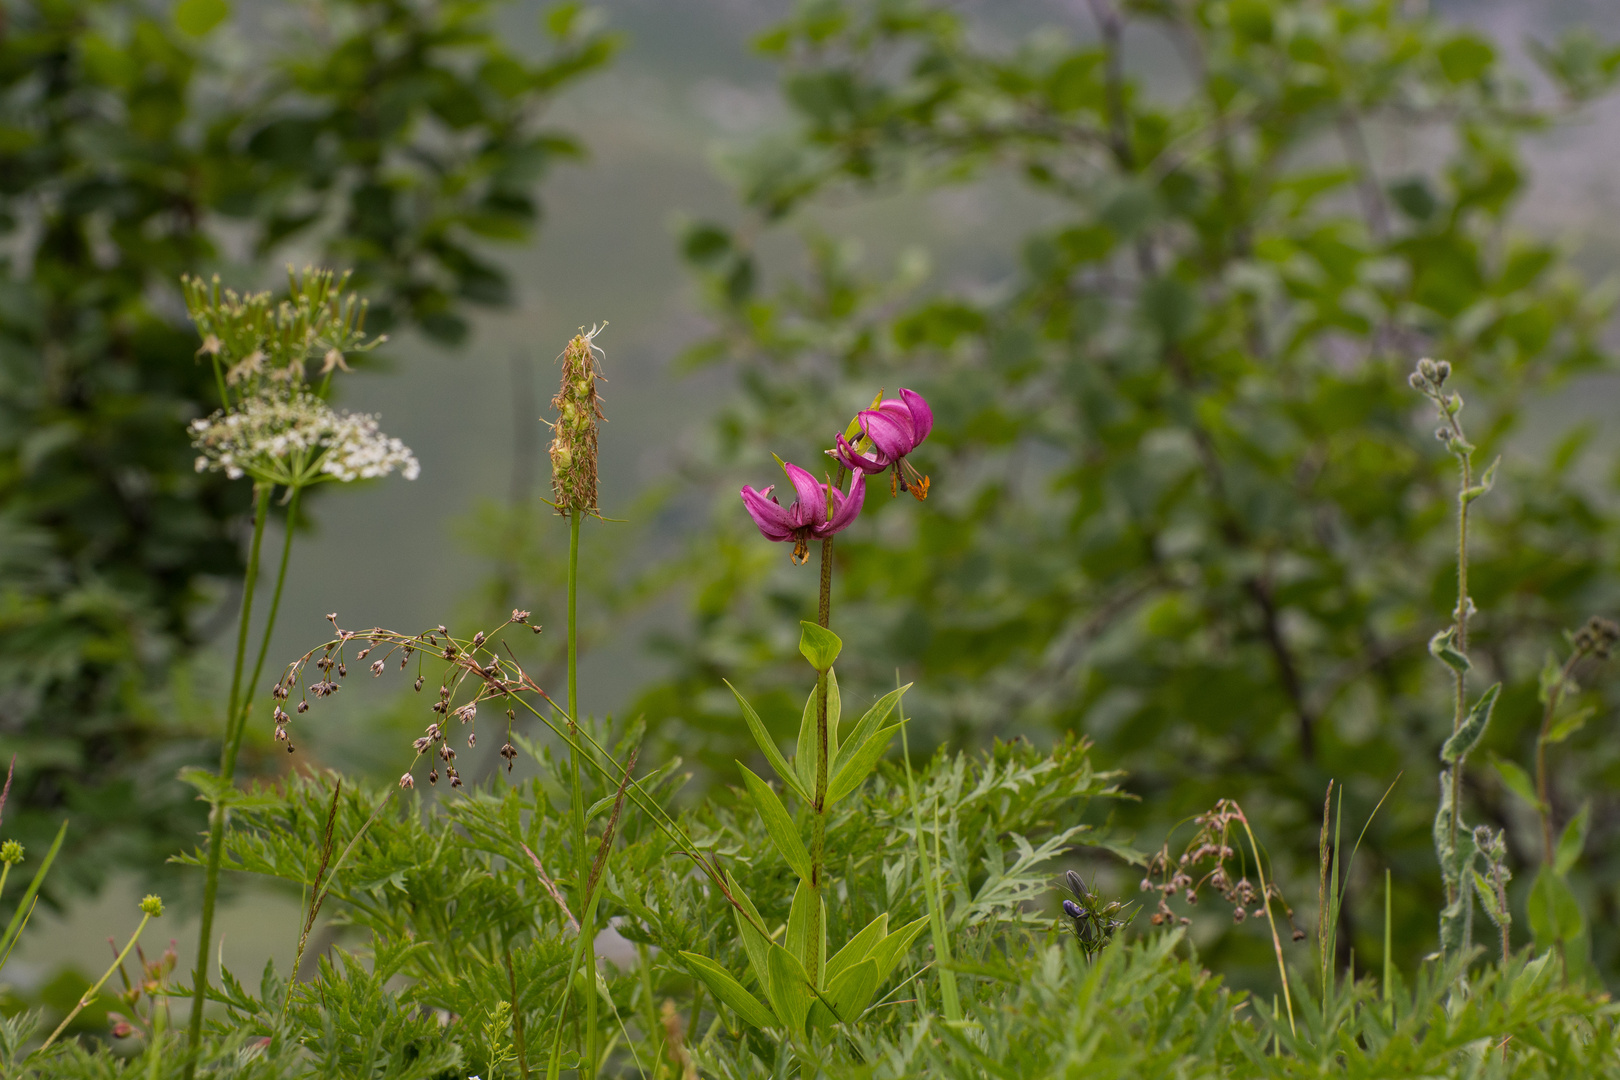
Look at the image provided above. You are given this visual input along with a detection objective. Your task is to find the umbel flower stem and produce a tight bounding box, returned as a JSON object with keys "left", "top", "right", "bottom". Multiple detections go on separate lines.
{"left": 187, "top": 480, "right": 273, "bottom": 1063}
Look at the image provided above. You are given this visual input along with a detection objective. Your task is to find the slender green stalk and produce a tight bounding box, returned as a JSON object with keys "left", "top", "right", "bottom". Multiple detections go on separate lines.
{"left": 187, "top": 481, "right": 273, "bottom": 1067}
{"left": 1383, "top": 868, "right": 1393, "bottom": 1023}
{"left": 566, "top": 510, "right": 598, "bottom": 1075}
{"left": 1447, "top": 450, "right": 1473, "bottom": 908}
{"left": 1234, "top": 810, "right": 1294, "bottom": 1037}
{"left": 42, "top": 900, "right": 162, "bottom": 1053}
{"left": 226, "top": 486, "right": 302, "bottom": 776}
{"left": 807, "top": 533, "right": 835, "bottom": 989}
{"left": 897, "top": 674, "right": 961, "bottom": 1022}
{"left": 1536, "top": 650, "right": 1583, "bottom": 866}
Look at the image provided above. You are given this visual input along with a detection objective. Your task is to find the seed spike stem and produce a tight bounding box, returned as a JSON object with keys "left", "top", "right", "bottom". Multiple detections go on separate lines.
{"left": 187, "top": 480, "right": 273, "bottom": 1072}
{"left": 566, "top": 508, "right": 598, "bottom": 1076}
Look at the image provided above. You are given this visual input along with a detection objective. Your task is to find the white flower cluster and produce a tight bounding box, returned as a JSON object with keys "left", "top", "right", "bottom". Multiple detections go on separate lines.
{"left": 320, "top": 410, "right": 422, "bottom": 482}
{"left": 190, "top": 392, "right": 419, "bottom": 485}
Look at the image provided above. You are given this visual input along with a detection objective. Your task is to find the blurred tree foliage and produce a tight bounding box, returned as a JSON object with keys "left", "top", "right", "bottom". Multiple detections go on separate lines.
{"left": 644, "top": 0, "right": 1620, "bottom": 981}
{"left": 0, "top": 0, "right": 614, "bottom": 893}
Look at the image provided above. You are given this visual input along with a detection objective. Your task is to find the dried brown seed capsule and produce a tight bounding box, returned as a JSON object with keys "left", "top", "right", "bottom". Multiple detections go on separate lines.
{"left": 414, "top": 676, "right": 424, "bottom": 691}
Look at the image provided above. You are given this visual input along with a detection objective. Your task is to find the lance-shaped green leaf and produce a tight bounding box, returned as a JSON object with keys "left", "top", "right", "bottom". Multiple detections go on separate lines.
{"left": 827, "top": 723, "right": 900, "bottom": 805}
{"left": 1489, "top": 754, "right": 1544, "bottom": 813}
{"left": 726, "top": 869, "right": 773, "bottom": 994}
{"left": 795, "top": 670, "right": 840, "bottom": 795}
{"left": 785, "top": 879, "right": 825, "bottom": 981}
{"left": 1462, "top": 455, "right": 1501, "bottom": 503}
{"left": 1527, "top": 868, "right": 1583, "bottom": 947}
{"left": 1433, "top": 770, "right": 1457, "bottom": 886}
{"left": 1428, "top": 627, "right": 1470, "bottom": 673}
{"left": 798, "top": 621, "right": 842, "bottom": 672}
{"left": 824, "top": 913, "right": 888, "bottom": 987}
{"left": 810, "top": 956, "right": 882, "bottom": 1030}
{"left": 1439, "top": 894, "right": 1468, "bottom": 956}
{"left": 1471, "top": 871, "right": 1510, "bottom": 930}
{"left": 830, "top": 684, "right": 909, "bottom": 778}
{"left": 0, "top": 819, "right": 66, "bottom": 962}
{"left": 725, "top": 680, "right": 810, "bottom": 803}
{"left": 1441, "top": 682, "right": 1500, "bottom": 763}
{"left": 679, "top": 952, "right": 778, "bottom": 1031}
{"left": 739, "top": 764, "right": 812, "bottom": 883}
{"left": 1555, "top": 803, "right": 1590, "bottom": 876}
{"left": 765, "top": 943, "right": 813, "bottom": 1037}
{"left": 868, "top": 914, "right": 930, "bottom": 980}
{"left": 1545, "top": 705, "right": 1595, "bottom": 746}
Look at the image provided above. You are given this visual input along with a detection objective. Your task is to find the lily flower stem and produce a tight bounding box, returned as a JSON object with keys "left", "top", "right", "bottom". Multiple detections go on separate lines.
{"left": 187, "top": 481, "right": 274, "bottom": 1070}
{"left": 42, "top": 911, "right": 156, "bottom": 1053}
{"left": 567, "top": 509, "right": 598, "bottom": 1075}
{"left": 808, "top": 464, "right": 848, "bottom": 989}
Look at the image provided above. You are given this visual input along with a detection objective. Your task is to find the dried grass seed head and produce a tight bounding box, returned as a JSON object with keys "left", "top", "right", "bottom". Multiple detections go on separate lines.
{"left": 548, "top": 325, "right": 607, "bottom": 515}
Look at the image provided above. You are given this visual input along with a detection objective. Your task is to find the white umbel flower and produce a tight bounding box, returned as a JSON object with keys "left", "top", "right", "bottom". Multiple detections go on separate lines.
{"left": 190, "top": 391, "right": 419, "bottom": 488}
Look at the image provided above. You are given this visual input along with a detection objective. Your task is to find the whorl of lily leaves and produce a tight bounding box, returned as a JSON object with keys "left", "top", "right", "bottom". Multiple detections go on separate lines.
{"left": 549, "top": 325, "right": 607, "bottom": 516}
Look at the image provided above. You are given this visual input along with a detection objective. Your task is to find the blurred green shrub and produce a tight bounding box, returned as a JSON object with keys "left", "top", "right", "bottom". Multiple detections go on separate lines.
{"left": 646, "top": 0, "right": 1620, "bottom": 981}
{"left": 0, "top": 0, "right": 615, "bottom": 894}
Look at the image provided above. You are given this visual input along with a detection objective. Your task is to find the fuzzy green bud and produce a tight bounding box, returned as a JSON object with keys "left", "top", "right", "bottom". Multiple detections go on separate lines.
{"left": 139, "top": 894, "right": 165, "bottom": 917}
{"left": 0, "top": 840, "right": 22, "bottom": 866}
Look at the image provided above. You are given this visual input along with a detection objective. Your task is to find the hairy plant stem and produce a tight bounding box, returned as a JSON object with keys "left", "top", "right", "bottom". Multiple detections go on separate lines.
{"left": 1447, "top": 452, "right": 1473, "bottom": 910}
{"left": 186, "top": 481, "right": 274, "bottom": 1071}
{"left": 1536, "top": 651, "right": 1583, "bottom": 866}
{"left": 566, "top": 509, "right": 598, "bottom": 1075}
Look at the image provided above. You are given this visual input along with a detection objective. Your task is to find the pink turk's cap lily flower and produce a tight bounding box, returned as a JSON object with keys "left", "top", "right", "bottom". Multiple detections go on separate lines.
{"left": 741, "top": 462, "right": 867, "bottom": 563}
{"left": 834, "top": 387, "right": 933, "bottom": 499}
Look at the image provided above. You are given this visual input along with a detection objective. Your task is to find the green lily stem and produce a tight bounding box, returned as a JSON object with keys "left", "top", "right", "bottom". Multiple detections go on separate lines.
{"left": 41, "top": 911, "right": 157, "bottom": 1052}
{"left": 898, "top": 676, "right": 960, "bottom": 1022}
{"left": 566, "top": 509, "right": 598, "bottom": 1076}
{"left": 187, "top": 481, "right": 275, "bottom": 1069}
{"left": 808, "top": 530, "right": 836, "bottom": 990}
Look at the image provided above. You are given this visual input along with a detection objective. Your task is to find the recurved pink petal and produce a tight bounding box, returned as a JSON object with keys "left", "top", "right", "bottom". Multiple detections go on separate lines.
{"left": 740, "top": 485, "right": 795, "bottom": 540}
{"left": 860, "top": 408, "right": 914, "bottom": 460}
{"left": 899, "top": 388, "right": 933, "bottom": 445}
{"left": 818, "top": 471, "right": 866, "bottom": 536}
{"left": 783, "top": 461, "right": 829, "bottom": 521}
{"left": 835, "top": 432, "right": 889, "bottom": 474}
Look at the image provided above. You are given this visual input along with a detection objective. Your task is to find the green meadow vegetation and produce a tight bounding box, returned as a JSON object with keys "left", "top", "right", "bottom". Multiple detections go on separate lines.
{"left": 4, "top": 0, "right": 1620, "bottom": 1076}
